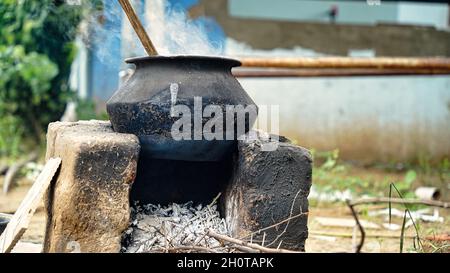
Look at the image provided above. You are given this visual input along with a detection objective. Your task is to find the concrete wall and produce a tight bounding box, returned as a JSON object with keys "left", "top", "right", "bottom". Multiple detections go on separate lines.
{"left": 398, "top": 2, "right": 449, "bottom": 29}
{"left": 229, "top": 0, "right": 449, "bottom": 29}
{"left": 239, "top": 75, "right": 450, "bottom": 164}
{"left": 195, "top": 0, "right": 450, "bottom": 56}
{"left": 229, "top": 0, "right": 398, "bottom": 25}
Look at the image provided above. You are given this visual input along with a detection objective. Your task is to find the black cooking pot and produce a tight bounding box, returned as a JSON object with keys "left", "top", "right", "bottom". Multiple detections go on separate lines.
{"left": 106, "top": 55, "right": 257, "bottom": 162}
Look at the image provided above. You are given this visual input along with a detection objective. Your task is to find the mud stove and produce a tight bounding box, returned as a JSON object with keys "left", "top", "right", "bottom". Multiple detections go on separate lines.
{"left": 43, "top": 56, "right": 312, "bottom": 253}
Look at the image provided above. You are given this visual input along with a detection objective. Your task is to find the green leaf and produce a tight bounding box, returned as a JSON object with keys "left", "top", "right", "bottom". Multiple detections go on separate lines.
{"left": 404, "top": 170, "right": 417, "bottom": 186}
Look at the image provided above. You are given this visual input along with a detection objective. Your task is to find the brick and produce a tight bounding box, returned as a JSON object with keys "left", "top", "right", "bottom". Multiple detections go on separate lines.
{"left": 223, "top": 135, "right": 312, "bottom": 251}
{"left": 43, "top": 120, "right": 140, "bottom": 253}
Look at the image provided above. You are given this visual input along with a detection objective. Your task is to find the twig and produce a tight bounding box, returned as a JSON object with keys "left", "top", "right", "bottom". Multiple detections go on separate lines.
{"left": 388, "top": 183, "right": 423, "bottom": 251}
{"left": 161, "top": 246, "right": 220, "bottom": 253}
{"left": 309, "top": 230, "right": 416, "bottom": 239}
{"left": 431, "top": 244, "right": 450, "bottom": 253}
{"left": 3, "top": 151, "right": 38, "bottom": 194}
{"left": 192, "top": 232, "right": 206, "bottom": 245}
{"left": 206, "top": 229, "right": 301, "bottom": 253}
{"left": 265, "top": 189, "right": 302, "bottom": 247}
{"left": 349, "top": 197, "right": 450, "bottom": 209}
{"left": 346, "top": 200, "right": 365, "bottom": 253}
{"left": 239, "top": 211, "right": 308, "bottom": 240}
{"left": 208, "top": 192, "right": 222, "bottom": 208}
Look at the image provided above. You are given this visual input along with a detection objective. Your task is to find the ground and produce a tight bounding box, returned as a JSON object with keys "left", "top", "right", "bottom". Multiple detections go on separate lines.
{"left": 0, "top": 164, "right": 448, "bottom": 253}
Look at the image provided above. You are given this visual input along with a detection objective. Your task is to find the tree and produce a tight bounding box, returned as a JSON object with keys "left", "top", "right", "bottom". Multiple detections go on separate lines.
{"left": 0, "top": 0, "right": 84, "bottom": 157}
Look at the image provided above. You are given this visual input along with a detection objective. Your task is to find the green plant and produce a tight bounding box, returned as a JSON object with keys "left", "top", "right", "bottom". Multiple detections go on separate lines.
{"left": 0, "top": 0, "right": 84, "bottom": 149}
{"left": 388, "top": 183, "right": 423, "bottom": 253}
{"left": 0, "top": 114, "right": 23, "bottom": 159}
{"left": 0, "top": 45, "right": 59, "bottom": 141}
{"left": 393, "top": 170, "right": 417, "bottom": 196}
{"left": 312, "top": 149, "right": 420, "bottom": 198}
{"left": 438, "top": 157, "right": 450, "bottom": 184}
{"left": 76, "top": 98, "right": 109, "bottom": 121}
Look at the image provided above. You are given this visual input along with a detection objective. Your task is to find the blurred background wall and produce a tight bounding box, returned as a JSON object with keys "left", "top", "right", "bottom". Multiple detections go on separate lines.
{"left": 69, "top": 0, "right": 450, "bottom": 164}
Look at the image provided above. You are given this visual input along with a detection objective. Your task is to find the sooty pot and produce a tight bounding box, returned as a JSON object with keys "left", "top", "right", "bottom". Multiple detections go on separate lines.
{"left": 107, "top": 56, "right": 257, "bottom": 204}
{"left": 107, "top": 55, "right": 257, "bottom": 162}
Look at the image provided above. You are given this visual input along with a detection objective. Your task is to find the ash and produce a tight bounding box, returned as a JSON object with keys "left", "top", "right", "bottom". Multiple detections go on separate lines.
{"left": 122, "top": 200, "right": 229, "bottom": 253}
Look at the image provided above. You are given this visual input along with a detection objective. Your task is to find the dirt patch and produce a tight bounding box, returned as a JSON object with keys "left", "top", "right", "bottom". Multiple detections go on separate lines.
{"left": 307, "top": 206, "right": 449, "bottom": 253}
{"left": 1, "top": 175, "right": 448, "bottom": 253}
{"left": 0, "top": 177, "right": 46, "bottom": 244}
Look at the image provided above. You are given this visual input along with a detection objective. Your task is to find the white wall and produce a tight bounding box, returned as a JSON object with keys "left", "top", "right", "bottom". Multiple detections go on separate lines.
{"left": 229, "top": 0, "right": 449, "bottom": 28}
{"left": 398, "top": 2, "right": 449, "bottom": 29}
{"left": 238, "top": 75, "right": 450, "bottom": 163}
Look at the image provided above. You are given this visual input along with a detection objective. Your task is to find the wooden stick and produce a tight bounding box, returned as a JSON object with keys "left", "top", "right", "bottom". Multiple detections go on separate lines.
{"left": 0, "top": 158, "right": 61, "bottom": 253}
{"left": 206, "top": 229, "right": 301, "bottom": 253}
{"left": 118, "top": 0, "right": 158, "bottom": 56}
{"left": 231, "top": 245, "right": 259, "bottom": 253}
{"left": 349, "top": 197, "right": 450, "bottom": 209}
{"left": 239, "top": 57, "right": 450, "bottom": 70}
{"left": 157, "top": 246, "right": 220, "bottom": 253}
{"left": 310, "top": 230, "right": 416, "bottom": 239}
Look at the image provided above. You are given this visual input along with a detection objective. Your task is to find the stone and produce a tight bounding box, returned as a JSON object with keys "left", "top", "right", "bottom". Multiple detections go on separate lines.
{"left": 223, "top": 134, "right": 312, "bottom": 251}
{"left": 43, "top": 120, "right": 140, "bottom": 253}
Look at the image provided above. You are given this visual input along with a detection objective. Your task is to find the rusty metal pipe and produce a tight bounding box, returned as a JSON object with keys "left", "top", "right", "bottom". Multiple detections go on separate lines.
{"left": 232, "top": 68, "right": 450, "bottom": 78}
{"left": 239, "top": 57, "right": 450, "bottom": 70}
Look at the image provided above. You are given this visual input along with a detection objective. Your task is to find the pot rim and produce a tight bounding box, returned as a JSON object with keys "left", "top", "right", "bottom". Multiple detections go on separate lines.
{"left": 125, "top": 55, "right": 241, "bottom": 68}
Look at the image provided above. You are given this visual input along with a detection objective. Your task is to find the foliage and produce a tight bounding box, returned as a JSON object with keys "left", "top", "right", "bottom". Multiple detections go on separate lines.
{"left": 0, "top": 115, "right": 23, "bottom": 159}
{"left": 76, "top": 98, "right": 109, "bottom": 121}
{"left": 0, "top": 0, "right": 83, "bottom": 150}
{"left": 312, "top": 149, "right": 417, "bottom": 197}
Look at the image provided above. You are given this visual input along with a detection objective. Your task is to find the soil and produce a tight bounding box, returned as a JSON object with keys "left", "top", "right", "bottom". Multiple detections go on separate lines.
{"left": 0, "top": 177, "right": 46, "bottom": 245}
{"left": 1, "top": 174, "right": 448, "bottom": 253}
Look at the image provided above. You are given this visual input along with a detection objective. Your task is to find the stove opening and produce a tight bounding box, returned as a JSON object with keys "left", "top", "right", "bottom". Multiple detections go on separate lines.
{"left": 130, "top": 142, "right": 236, "bottom": 207}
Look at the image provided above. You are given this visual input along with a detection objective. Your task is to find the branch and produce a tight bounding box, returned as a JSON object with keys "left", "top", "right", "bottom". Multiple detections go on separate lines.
{"left": 162, "top": 246, "right": 219, "bottom": 253}
{"left": 310, "top": 230, "right": 416, "bottom": 239}
{"left": 349, "top": 197, "right": 449, "bottom": 209}
{"left": 346, "top": 200, "right": 365, "bottom": 253}
{"left": 206, "top": 229, "right": 301, "bottom": 253}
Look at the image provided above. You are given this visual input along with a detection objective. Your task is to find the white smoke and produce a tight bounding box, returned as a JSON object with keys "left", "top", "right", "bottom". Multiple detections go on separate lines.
{"left": 80, "top": 0, "right": 222, "bottom": 62}
{"left": 143, "top": 0, "right": 222, "bottom": 56}
{"left": 79, "top": 1, "right": 134, "bottom": 66}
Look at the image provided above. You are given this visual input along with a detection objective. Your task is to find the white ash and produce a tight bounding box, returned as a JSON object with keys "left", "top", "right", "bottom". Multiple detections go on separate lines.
{"left": 122, "top": 201, "right": 230, "bottom": 253}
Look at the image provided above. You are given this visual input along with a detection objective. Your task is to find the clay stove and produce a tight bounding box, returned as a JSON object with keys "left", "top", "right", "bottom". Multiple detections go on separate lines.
{"left": 43, "top": 56, "right": 312, "bottom": 253}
